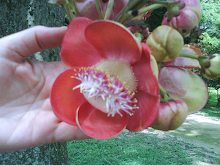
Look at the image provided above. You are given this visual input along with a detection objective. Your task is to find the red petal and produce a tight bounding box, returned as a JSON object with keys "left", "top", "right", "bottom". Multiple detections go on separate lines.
{"left": 126, "top": 90, "right": 160, "bottom": 132}
{"left": 77, "top": 102, "right": 128, "bottom": 139}
{"left": 51, "top": 69, "right": 86, "bottom": 125}
{"left": 133, "top": 43, "right": 159, "bottom": 95}
{"left": 85, "top": 20, "right": 142, "bottom": 65}
{"left": 60, "top": 17, "right": 102, "bottom": 68}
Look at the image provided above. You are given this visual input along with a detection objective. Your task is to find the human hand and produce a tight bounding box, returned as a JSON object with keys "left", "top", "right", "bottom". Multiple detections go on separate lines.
{"left": 0, "top": 26, "right": 90, "bottom": 153}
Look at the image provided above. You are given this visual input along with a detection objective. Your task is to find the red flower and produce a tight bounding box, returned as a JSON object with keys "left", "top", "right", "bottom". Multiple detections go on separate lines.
{"left": 50, "top": 17, "right": 159, "bottom": 139}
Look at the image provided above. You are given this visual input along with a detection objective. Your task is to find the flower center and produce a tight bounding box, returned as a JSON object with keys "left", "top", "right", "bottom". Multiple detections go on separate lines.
{"left": 72, "top": 61, "right": 138, "bottom": 117}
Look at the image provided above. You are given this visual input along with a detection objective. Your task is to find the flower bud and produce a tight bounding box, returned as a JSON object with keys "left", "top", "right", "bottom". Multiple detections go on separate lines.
{"left": 151, "top": 100, "right": 188, "bottom": 131}
{"left": 158, "top": 66, "right": 208, "bottom": 114}
{"left": 146, "top": 25, "right": 184, "bottom": 62}
{"left": 200, "top": 54, "right": 220, "bottom": 79}
{"left": 162, "top": 0, "right": 201, "bottom": 35}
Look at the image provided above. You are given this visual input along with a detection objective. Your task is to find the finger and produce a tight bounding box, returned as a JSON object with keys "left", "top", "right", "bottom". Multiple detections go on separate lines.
{"left": 0, "top": 25, "right": 67, "bottom": 58}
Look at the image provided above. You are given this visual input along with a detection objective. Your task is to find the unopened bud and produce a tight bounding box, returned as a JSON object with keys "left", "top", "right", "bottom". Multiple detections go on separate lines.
{"left": 146, "top": 26, "right": 184, "bottom": 62}
{"left": 200, "top": 54, "right": 220, "bottom": 79}
{"left": 151, "top": 100, "right": 188, "bottom": 131}
{"left": 162, "top": 0, "right": 201, "bottom": 35}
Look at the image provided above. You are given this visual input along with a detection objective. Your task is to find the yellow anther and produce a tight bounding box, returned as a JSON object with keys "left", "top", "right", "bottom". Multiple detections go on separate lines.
{"left": 133, "top": 98, "right": 138, "bottom": 103}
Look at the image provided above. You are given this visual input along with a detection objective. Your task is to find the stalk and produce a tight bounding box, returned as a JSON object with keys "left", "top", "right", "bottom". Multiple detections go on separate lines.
{"left": 104, "top": 0, "right": 114, "bottom": 20}
{"left": 179, "top": 53, "right": 208, "bottom": 60}
{"left": 64, "top": 1, "right": 74, "bottom": 21}
{"left": 95, "top": 0, "right": 104, "bottom": 19}
{"left": 114, "top": 0, "right": 140, "bottom": 22}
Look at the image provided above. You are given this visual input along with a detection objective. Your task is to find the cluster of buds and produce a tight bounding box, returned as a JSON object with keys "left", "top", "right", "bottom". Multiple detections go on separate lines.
{"left": 49, "top": 0, "right": 219, "bottom": 138}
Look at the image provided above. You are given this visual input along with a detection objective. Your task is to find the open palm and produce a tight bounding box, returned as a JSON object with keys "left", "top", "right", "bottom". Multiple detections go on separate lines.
{"left": 0, "top": 26, "right": 89, "bottom": 153}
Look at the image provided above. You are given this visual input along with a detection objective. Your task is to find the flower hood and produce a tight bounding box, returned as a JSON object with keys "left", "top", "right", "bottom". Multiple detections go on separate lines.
{"left": 51, "top": 17, "right": 159, "bottom": 139}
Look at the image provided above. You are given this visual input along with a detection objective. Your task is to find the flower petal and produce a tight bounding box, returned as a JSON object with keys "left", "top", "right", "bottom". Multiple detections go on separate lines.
{"left": 133, "top": 43, "right": 159, "bottom": 95}
{"left": 126, "top": 90, "right": 160, "bottom": 132}
{"left": 60, "top": 17, "right": 102, "bottom": 68}
{"left": 85, "top": 20, "right": 142, "bottom": 64}
{"left": 51, "top": 69, "right": 86, "bottom": 125}
{"left": 164, "top": 57, "right": 201, "bottom": 69}
{"left": 77, "top": 101, "right": 128, "bottom": 139}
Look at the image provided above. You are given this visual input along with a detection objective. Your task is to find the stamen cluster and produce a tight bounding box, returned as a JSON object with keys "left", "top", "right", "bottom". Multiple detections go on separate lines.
{"left": 72, "top": 67, "right": 139, "bottom": 117}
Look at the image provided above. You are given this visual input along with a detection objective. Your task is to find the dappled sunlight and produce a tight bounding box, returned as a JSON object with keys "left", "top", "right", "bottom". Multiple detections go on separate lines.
{"left": 185, "top": 130, "right": 200, "bottom": 137}
{"left": 166, "top": 113, "right": 220, "bottom": 153}
{"left": 187, "top": 114, "right": 220, "bottom": 124}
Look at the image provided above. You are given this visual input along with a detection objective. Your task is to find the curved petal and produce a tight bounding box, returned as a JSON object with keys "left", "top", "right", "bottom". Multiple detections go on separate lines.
{"left": 126, "top": 90, "right": 160, "bottom": 132}
{"left": 164, "top": 57, "right": 201, "bottom": 69}
{"left": 60, "top": 17, "right": 102, "bottom": 68}
{"left": 51, "top": 69, "right": 86, "bottom": 125}
{"left": 159, "top": 66, "right": 209, "bottom": 114}
{"left": 133, "top": 43, "right": 159, "bottom": 95}
{"left": 77, "top": 102, "right": 128, "bottom": 139}
{"left": 85, "top": 20, "right": 142, "bottom": 65}
{"left": 164, "top": 45, "right": 201, "bottom": 69}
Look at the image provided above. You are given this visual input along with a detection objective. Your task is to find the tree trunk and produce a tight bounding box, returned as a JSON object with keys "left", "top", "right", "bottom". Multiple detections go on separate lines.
{"left": 0, "top": 0, "right": 68, "bottom": 164}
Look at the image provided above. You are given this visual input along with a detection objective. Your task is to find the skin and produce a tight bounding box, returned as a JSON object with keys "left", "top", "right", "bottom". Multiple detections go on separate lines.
{"left": 0, "top": 26, "right": 89, "bottom": 153}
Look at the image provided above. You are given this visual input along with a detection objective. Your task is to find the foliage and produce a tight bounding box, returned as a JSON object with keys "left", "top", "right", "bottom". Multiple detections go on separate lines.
{"left": 145, "top": 7, "right": 166, "bottom": 32}
{"left": 195, "top": 0, "right": 220, "bottom": 87}
{"left": 201, "top": 87, "right": 220, "bottom": 118}
{"left": 198, "top": 0, "right": 220, "bottom": 54}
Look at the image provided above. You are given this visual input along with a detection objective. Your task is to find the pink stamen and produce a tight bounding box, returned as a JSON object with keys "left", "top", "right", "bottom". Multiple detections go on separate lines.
{"left": 72, "top": 67, "right": 139, "bottom": 117}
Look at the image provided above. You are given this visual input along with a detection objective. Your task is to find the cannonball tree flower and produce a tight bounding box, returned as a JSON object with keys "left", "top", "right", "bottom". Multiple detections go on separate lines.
{"left": 51, "top": 17, "right": 160, "bottom": 139}
{"left": 162, "top": 0, "right": 201, "bottom": 35}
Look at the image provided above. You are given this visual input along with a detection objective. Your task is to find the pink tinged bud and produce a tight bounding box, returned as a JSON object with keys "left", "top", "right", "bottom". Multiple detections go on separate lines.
{"left": 201, "top": 54, "right": 220, "bottom": 79}
{"left": 164, "top": 45, "right": 201, "bottom": 69}
{"left": 146, "top": 25, "right": 184, "bottom": 62}
{"left": 181, "top": 0, "right": 201, "bottom": 21}
{"left": 162, "top": 0, "right": 201, "bottom": 35}
{"left": 151, "top": 100, "right": 188, "bottom": 131}
{"left": 159, "top": 66, "right": 208, "bottom": 114}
